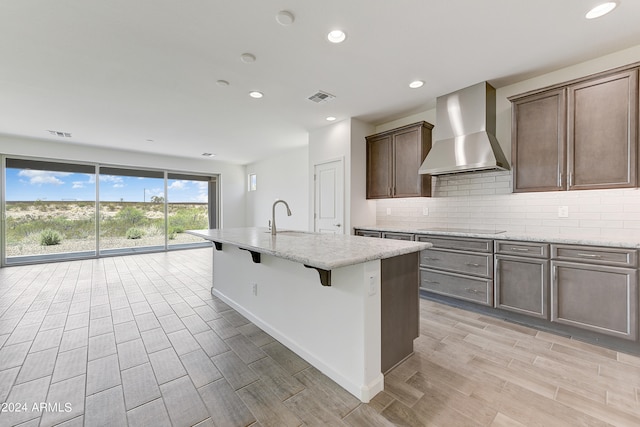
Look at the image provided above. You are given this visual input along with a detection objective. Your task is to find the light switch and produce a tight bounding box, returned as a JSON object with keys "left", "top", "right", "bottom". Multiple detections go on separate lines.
{"left": 386, "top": 208, "right": 391, "bottom": 215}
{"left": 422, "top": 207, "right": 429, "bottom": 216}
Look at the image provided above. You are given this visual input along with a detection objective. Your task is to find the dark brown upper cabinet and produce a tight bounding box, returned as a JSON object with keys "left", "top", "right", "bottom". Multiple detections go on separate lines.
{"left": 510, "top": 66, "right": 639, "bottom": 193}
{"left": 568, "top": 69, "right": 638, "bottom": 190}
{"left": 366, "top": 121, "right": 433, "bottom": 199}
{"left": 511, "top": 88, "right": 567, "bottom": 192}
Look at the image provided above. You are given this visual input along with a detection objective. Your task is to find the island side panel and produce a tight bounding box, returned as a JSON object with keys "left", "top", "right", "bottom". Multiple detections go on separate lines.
{"left": 380, "top": 252, "right": 420, "bottom": 373}
{"left": 211, "top": 244, "right": 384, "bottom": 402}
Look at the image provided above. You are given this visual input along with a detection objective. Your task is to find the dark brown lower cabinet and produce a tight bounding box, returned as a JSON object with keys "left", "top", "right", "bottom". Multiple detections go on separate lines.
{"left": 382, "top": 232, "right": 414, "bottom": 241}
{"left": 381, "top": 252, "right": 419, "bottom": 372}
{"left": 551, "top": 261, "right": 638, "bottom": 340}
{"left": 354, "top": 229, "right": 381, "bottom": 238}
{"left": 495, "top": 255, "right": 549, "bottom": 319}
{"left": 494, "top": 240, "right": 550, "bottom": 319}
{"left": 417, "top": 235, "right": 494, "bottom": 307}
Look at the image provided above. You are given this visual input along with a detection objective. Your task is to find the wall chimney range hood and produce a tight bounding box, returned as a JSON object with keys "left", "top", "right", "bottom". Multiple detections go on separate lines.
{"left": 418, "top": 82, "right": 510, "bottom": 175}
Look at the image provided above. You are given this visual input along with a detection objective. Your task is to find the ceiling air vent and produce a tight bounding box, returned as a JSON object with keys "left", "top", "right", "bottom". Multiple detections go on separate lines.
{"left": 307, "top": 90, "right": 335, "bottom": 104}
{"left": 47, "top": 130, "right": 72, "bottom": 138}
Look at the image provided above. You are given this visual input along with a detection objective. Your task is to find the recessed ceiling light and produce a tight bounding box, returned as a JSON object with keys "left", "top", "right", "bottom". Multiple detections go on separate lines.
{"left": 240, "top": 53, "right": 256, "bottom": 63}
{"left": 586, "top": 1, "right": 618, "bottom": 19}
{"left": 202, "top": 153, "right": 216, "bottom": 157}
{"left": 146, "top": 139, "right": 154, "bottom": 142}
{"left": 216, "top": 80, "right": 229, "bottom": 87}
{"left": 276, "top": 10, "right": 295, "bottom": 26}
{"left": 326, "top": 116, "right": 337, "bottom": 121}
{"left": 249, "top": 91, "right": 263, "bottom": 99}
{"left": 409, "top": 80, "right": 424, "bottom": 89}
{"left": 327, "top": 30, "right": 346, "bottom": 43}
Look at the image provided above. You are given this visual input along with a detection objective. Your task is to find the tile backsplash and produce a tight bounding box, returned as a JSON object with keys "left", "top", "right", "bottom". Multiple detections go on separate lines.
{"left": 376, "top": 171, "right": 640, "bottom": 238}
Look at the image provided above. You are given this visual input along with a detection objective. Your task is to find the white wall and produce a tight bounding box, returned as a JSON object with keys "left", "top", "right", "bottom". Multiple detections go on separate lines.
{"left": 349, "top": 119, "right": 377, "bottom": 229}
{"left": 309, "top": 119, "right": 351, "bottom": 231}
{"left": 244, "top": 146, "right": 309, "bottom": 230}
{"left": 0, "top": 134, "right": 247, "bottom": 228}
{"left": 371, "top": 44, "right": 640, "bottom": 238}
{"left": 309, "top": 118, "right": 376, "bottom": 233}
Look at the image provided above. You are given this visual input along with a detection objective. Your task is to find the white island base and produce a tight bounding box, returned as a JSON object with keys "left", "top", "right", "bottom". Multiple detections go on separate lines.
{"left": 212, "top": 244, "right": 385, "bottom": 402}
{"left": 187, "top": 227, "right": 428, "bottom": 403}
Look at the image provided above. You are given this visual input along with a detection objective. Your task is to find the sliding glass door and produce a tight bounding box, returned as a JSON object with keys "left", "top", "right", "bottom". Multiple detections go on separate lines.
{"left": 2, "top": 156, "right": 218, "bottom": 266}
{"left": 4, "top": 158, "right": 97, "bottom": 263}
{"left": 167, "top": 173, "right": 213, "bottom": 249}
{"left": 98, "top": 167, "right": 166, "bottom": 254}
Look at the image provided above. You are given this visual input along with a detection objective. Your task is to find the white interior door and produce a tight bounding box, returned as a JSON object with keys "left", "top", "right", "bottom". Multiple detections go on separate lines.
{"left": 314, "top": 159, "right": 344, "bottom": 234}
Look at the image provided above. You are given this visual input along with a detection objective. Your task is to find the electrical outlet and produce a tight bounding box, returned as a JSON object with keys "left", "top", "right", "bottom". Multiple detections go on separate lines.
{"left": 422, "top": 207, "right": 429, "bottom": 216}
{"left": 558, "top": 206, "right": 569, "bottom": 218}
{"left": 252, "top": 283, "right": 258, "bottom": 296}
{"left": 368, "top": 275, "right": 377, "bottom": 296}
{"left": 386, "top": 208, "right": 391, "bottom": 216}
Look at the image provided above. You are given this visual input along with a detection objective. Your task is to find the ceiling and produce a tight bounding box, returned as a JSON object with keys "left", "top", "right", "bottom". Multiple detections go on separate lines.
{"left": 1, "top": 1, "right": 639, "bottom": 165}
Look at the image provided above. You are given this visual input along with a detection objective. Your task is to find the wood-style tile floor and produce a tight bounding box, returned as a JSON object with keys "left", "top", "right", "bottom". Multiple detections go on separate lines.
{"left": 0, "top": 248, "right": 639, "bottom": 426}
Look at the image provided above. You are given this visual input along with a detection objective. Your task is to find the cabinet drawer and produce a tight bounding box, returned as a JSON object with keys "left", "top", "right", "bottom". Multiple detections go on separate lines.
{"left": 420, "top": 268, "right": 492, "bottom": 306}
{"left": 382, "top": 232, "right": 414, "bottom": 241}
{"left": 416, "top": 235, "right": 492, "bottom": 253}
{"left": 355, "top": 229, "right": 382, "bottom": 238}
{"left": 551, "top": 244, "right": 637, "bottom": 267}
{"left": 495, "top": 241, "right": 549, "bottom": 258}
{"left": 551, "top": 261, "right": 638, "bottom": 340}
{"left": 420, "top": 249, "right": 492, "bottom": 278}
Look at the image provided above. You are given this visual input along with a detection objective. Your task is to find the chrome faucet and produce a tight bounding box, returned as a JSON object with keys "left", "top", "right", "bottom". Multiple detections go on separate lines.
{"left": 271, "top": 199, "right": 292, "bottom": 235}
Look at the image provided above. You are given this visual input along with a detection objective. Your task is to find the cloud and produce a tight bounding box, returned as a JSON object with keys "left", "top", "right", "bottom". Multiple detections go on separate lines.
{"left": 168, "top": 180, "right": 187, "bottom": 190}
{"left": 100, "top": 175, "right": 124, "bottom": 184}
{"left": 72, "top": 182, "right": 85, "bottom": 189}
{"left": 18, "top": 170, "right": 70, "bottom": 185}
{"left": 113, "top": 184, "right": 124, "bottom": 188}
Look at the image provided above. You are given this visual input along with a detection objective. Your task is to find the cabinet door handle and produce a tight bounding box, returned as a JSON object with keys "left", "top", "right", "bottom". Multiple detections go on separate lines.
{"left": 510, "top": 247, "right": 531, "bottom": 252}
{"left": 576, "top": 253, "right": 602, "bottom": 258}
{"left": 423, "top": 280, "right": 440, "bottom": 285}
{"left": 465, "top": 288, "right": 480, "bottom": 294}
{"left": 465, "top": 263, "right": 482, "bottom": 267}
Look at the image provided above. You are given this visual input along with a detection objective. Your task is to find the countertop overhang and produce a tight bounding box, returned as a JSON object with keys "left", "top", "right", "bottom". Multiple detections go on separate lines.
{"left": 186, "top": 227, "right": 430, "bottom": 270}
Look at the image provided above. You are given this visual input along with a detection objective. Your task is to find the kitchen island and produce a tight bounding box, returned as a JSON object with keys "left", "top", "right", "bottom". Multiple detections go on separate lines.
{"left": 187, "top": 227, "right": 430, "bottom": 402}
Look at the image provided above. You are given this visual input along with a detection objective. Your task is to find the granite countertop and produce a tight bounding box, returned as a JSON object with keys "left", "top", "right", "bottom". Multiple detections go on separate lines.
{"left": 354, "top": 225, "right": 640, "bottom": 249}
{"left": 186, "top": 227, "right": 430, "bottom": 270}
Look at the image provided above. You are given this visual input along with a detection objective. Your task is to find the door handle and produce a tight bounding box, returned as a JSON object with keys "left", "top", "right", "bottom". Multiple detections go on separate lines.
{"left": 335, "top": 223, "right": 342, "bottom": 227}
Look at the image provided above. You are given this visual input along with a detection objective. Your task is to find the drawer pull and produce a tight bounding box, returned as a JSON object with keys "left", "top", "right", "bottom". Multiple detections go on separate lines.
{"left": 423, "top": 279, "right": 440, "bottom": 285}
{"left": 465, "top": 288, "right": 481, "bottom": 294}
{"left": 465, "top": 263, "right": 482, "bottom": 267}
{"left": 576, "top": 253, "right": 602, "bottom": 259}
{"left": 510, "top": 247, "right": 531, "bottom": 252}
{"left": 422, "top": 257, "right": 440, "bottom": 261}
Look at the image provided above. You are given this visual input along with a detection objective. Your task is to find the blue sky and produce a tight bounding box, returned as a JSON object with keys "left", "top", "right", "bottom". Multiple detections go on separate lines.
{"left": 5, "top": 168, "right": 208, "bottom": 203}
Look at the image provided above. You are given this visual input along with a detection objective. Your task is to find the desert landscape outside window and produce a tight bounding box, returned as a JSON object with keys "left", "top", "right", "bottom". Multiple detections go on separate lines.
{"left": 2, "top": 157, "right": 215, "bottom": 266}
{"left": 4, "top": 158, "right": 97, "bottom": 263}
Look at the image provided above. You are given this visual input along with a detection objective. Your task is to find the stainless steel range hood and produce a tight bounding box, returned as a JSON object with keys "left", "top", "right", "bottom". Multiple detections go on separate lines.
{"left": 418, "top": 82, "right": 510, "bottom": 175}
